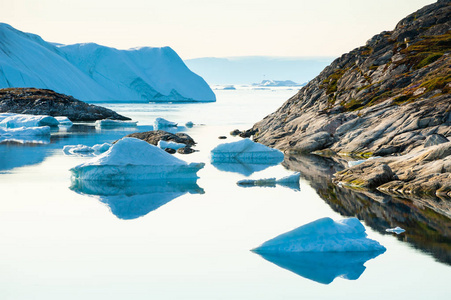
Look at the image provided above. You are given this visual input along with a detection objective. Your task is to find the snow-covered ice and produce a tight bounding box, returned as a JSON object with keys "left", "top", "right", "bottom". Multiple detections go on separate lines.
{"left": 95, "top": 119, "right": 137, "bottom": 127}
{"left": 0, "top": 126, "right": 51, "bottom": 144}
{"left": 252, "top": 217, "right": 386, "bottom": 253}
{"left": 386, "top": 227, "right": 405, "bottom": 234}
{"left": 64, "top": 143, "right": 112, "bottom": 156}
{"left": 211, "top": 138, "right": 284, "bottom": 164}
{"left": 70, "top": 137, "right": 204, "bottom": 181}
{"left": 154, "top": 117, "right": 177, "bottom": 128}
{"left": 92, "top": 143, "right": 112, "bottom": 153}
{"left": 0, "top": 23, "right": 216, "bottom": 102}
{"left": 158, "top": 140, "right": 186, "bottom": 150}
{"left": 0, "top": 113, "right": 59, "bottom": 128}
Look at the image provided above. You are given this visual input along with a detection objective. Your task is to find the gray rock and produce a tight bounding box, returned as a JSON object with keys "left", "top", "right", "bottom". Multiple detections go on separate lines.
{"left": 123, "top": 130, "right": 196, "bottom": 147}
{"left": 424, "top": 134, "right": 449, "bottom": 147}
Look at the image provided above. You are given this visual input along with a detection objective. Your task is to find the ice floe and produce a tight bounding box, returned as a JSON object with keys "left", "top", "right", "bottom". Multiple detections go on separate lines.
{"left": 55, "top": 116, "right": 73, "bottom": 126}
{"left": 154, "top": 117, "right": 177, "bottom": 128}
{"left": 0, "top": 113, "right": 59, "bottom": 128}
{"left": 0, "top": 126, "right": 51, "bottom": 144}
{"left": 211, "top": 139, "right": 284, "bottom": 164}
{"left": 95, "top": 119, "right": 138, "bottom": 127}
{"left": 63, "top": 143, "right": 112, "bottom": 156}
{"left": 70, "top": 137, "right": 204, "bottom": 181}
{"left": 158, "top": 140, "right": 186, "bottom": 150}
{"left": 252, "top": 217, "right": 386, "bottom": 253}
{"left": 385, "top": 226, "right": 405, "bottom": 234}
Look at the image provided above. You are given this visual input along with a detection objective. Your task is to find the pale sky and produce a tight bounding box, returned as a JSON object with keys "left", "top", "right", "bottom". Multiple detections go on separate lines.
{"left": 0, "top": 0, "right": 436, "bottom": 59}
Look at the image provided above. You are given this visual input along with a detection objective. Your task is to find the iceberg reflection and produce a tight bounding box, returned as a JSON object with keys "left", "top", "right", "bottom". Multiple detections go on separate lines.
{"left": 212, "top": 160, "right": 279, "bottom": 176}
{"left": 254, "top": 251, "right": 384, "bottom": 285}
{"left": 71, "top": 179, "right": 204, "bottom": 220}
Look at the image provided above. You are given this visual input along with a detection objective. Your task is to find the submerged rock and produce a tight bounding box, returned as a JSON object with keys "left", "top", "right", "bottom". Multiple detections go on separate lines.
{"left": 0, "top": 88, "right": 131, "bottom": 121}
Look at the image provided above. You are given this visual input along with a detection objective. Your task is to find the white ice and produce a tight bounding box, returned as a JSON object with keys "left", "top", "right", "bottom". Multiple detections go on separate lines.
{"left": 64, "top": 143, "right": 112, "bottom": 156}
{"left": 95, "top": 119, "right": 138, "bottom": 127}
{"left": 92, "top": 143, "right": 112, "bottom": 153}
{"left": 0, "top": 126, "right": 51, "bottom": 144}
{"left": 158, "top": 140, "right": 186, "bottom": 150}
{"left": 0, "top": 113, "right": 59, "bottom": 128}
{"left": 55, "top": 116, "right": 73, "bottom": 126}
{"left": 386, "top": 227, "right": 405, "bottom": 234}
{"left": 154, "top": 117, "right": 177, "bottom": 128}
{"left": 211, "top": 138, "right": 284, "bottom": 164}
{"left": 70, "top": 137, "right": 204, "bottom": 181}
{"left": 0, "top": 23, "right": 216, "bottom": 102}
{"left": 252, "top": 217, "right": 386, "bottom": 253}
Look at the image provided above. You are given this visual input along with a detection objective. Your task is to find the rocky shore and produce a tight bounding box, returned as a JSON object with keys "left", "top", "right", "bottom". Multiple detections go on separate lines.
{"left": 0, "top": 88, "right": 130, "bottom": 121}
{"left": 250, "top": 1, "right": 451, "bottom": 202}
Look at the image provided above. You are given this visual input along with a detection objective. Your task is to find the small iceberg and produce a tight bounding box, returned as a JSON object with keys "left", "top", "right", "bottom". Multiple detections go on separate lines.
{"left": 0, "top": 126, "right": 51, "bottom": 144}
{"left": 95, "top": 119, "right": 137, "bottom": 127}
{"left": 154, "top": 117, "right": 177, "bottom": 128}
{"left": 55, "top": 116, "right": 73, "bottom": 126}
{"left": 386, "top": 226, "right": 405, "bottom": 234}
{"left": 71, "top": 179, "right": 204, "bottom": 220}
{"left": 211, "top": 139, "right": 284, "bottom": 164}
{"left": 185, "top": 121, "right": 194, "bottom": 128}
{"left": 237, "top": 172, "right": 300, "bottom": 190}
{"left": 0, "top": 113, "right": 59, "bottom": 128}
{"left": 158, "top": 140, "right": 186, "bottom": 150}
{"left": 252, "top": 217, "right": 386, "bottom": 253}
{"left": 70, "top": 137, "right": 204, "bottom": 181}
{"left": 92, "top": 142, "right": 112, "bottom": 153}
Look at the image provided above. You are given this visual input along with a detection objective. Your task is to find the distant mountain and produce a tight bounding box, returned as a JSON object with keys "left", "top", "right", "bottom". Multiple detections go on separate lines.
{"left": 0, "top": 23, "right": 215, "bottom": 102}
{"left": 184, "top": 56, "right": 334, "bottom": 85}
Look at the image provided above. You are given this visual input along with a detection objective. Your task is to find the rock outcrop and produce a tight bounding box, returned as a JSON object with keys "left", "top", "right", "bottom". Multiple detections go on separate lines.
{"left": 122, "top": 130, "right": 197, "bottom": 154}
{"left": 0, "top": 88, "right": 130, "bottom": 121}
{"left": 253, "top": 1, "right": 450, "bottom": 155}
{"left": 251, "top": 1, "right": 451, "bottom": 201}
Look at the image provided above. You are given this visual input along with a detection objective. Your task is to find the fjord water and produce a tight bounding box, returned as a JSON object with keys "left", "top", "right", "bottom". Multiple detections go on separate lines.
{"left": 0, "top": 88, "right": 450, "bottom": 299}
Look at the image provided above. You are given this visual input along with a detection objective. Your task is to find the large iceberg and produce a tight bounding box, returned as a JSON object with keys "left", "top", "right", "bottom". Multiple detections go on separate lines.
{"left": 0, "top": 23, "right": 215, "bottom": 102}
{"left": 0, "top": 113, "right": 59, "bottom": 128}
{"left": 252, "top": 217, "right": 386, "bottom": 253}
{"left": 70, "top": 137, "right": 204, "bottom": 181}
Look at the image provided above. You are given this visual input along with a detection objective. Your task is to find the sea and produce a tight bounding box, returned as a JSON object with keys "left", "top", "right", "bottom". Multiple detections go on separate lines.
{"left": 0, "top": 87, "right": 450, "bottom": 299}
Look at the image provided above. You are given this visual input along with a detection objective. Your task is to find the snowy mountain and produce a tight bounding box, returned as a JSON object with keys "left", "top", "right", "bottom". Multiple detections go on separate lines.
{"left": 0, "top": 23, "right": 215, "bottom": 102}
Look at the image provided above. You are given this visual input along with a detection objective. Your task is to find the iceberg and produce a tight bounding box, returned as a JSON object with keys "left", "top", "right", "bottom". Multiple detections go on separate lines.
{"left": 71, "top": 179, "right": 204, "bottom": 220}
{"left": 0, "top": 113, "right": 59, "bottom": 128}
{"left": 95, "top": 119, "right": 138, "bottom": 127}
{"left": 70, "top": 137, "right": 204, "bottom": 181}
{"left": 386, "top": 226, "right": 405, "bottom": 234}
{"left": 252, "top": 217, "right": 386, "bottom": 253}
{"left": 211, "top": 139, "right": 284, "bottom": 164}
{"left": 0, "top": 23, "right": 216, "bottom": 102}
{"left": 55, "top": 116, "right": 73, "bottom": 126}
{"left": 0, "top": 126, "right": 51, "bottom": 144}
{"left": 154, "top": 117, "right": 177, "bottom": 129}
{"left": 157, "top": 140, "right": 186, "bottom": 150}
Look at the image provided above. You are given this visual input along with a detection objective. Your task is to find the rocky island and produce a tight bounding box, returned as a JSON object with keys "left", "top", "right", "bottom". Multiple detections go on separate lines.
{"left": 250, "top": 1, "right": 451, "bottom": 200}
{"left": 0, "top": 88, "right": 130, "bottom": 121}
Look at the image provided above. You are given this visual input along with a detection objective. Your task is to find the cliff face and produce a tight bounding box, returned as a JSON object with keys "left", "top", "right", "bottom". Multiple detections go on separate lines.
{"left": 252, "top": 0, "right": 450, "bottom": 156}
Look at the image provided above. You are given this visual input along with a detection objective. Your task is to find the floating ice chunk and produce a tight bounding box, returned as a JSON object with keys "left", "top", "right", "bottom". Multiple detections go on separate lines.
{"left": 95, "top": 119, "right": 137, "bottom": 127}
{"left": 92, "top": 143, "right": 112, "bottom": 153}
{"left": 70, "top": 137, "right": 204, "bottom": 181}
{"left": 55, "top": 116, "right": 73, "bottom": 126}
{"left": 0, "top": 126, "right": 50, "bottom": 137}
{"left": 63, "top": 144, "right": 95, "bottom": 155}
{"left": 0, "top": 113, "right": 59, "bottom": 128}
{"left": 252, "top": 217, "right": 386, "bottom": 253}
{"left": 158, "top": 140, "right": 186, "bottom": 150}
{"left": 154, "top": 117, "right": 177, "bottom": 128}
{"left": 211, "top": 138, "right": 284, "bottom": 164}
{"left": 185, "top": 121, "right": 194, "bottom": 128}
{"left": 385, "top": 226, "right": 405, "bottom": 234}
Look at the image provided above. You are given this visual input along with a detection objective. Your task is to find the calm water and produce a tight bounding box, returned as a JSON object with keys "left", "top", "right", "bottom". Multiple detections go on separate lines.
{"left": 0, "top": 89, "right": 450, "bottom": 299}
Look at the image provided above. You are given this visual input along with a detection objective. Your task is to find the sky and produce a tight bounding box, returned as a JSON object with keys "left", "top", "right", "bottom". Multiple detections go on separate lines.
{"left": 0, "top": 0, "right": 436, "bottom": 59}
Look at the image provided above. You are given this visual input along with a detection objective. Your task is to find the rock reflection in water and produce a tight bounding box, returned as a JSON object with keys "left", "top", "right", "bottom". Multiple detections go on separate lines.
{"left": 254, "top": 251, "right": 384, "bottom": 285}
{"left": 71, "top": 179, "right": 204, "bottom": 220}
{"left": 283, "top": 154, "right": 451, "bottom": 265}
